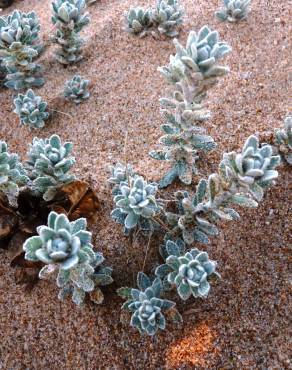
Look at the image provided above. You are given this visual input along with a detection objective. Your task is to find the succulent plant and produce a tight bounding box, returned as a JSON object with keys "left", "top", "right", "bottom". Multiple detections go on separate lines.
{"left": 24, "top": 211, "right": 113, "bottom": 305}
{"left": 51, "top": 0, "right": 90, "bottom": 64}
{"left": 125, "top": 7, "right": 153, "bottom": 37}
{"left": 0, "top": 10, "right": 44, "bottom": 89}
{"left": 155, "top": 239, "right": 219, "bottom": 300}
{"left": 0, "top": 141, "right": 29, "bottom": 206}
{"left": 150, "top": 27, "right": 231, "bottom": 187}
{"left": 26, "top": 134, "right": 76, "bottom": 201}
{"left": 220, "top": 135, "right": 281, "bottom": 201}
{"left": 13, "top": 89, "right": 49, "bottom": 129}
{"left": 64, "top": 75, "right": 90, "bottom": 104}
{"left": 152, "top": 0, "right": 183, "bottom": 38}
{"left": 118, "top": 272, "right": 176, "bottom": 335}
{"left": 216, "top": 0, "right": 251, "bottom": 22}
{"left": 108, "top": 162, "right": 135, "bottom": 195}
{"left": 110, "top": 174, "right": 160, "bottom": 232}
{"left": 275, "top": 116, "right": 292, "bottom": 165}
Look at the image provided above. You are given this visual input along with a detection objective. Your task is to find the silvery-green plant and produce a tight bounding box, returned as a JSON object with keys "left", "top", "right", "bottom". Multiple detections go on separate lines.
{"left": 13, "top": 89, "right": 49, "bottom": 129}
{"left": 152, "top": 0, "right": 183, "bottom": 38}
{"left": 23, "top": 211, "right": 113, "bottom": 305}
{"left": 155, "top": 239, "right": 219, "bottom": 300}
{"left": 110, "top": 173, "right": 160, "bottom": 233}
{"left": 125, "top": 7, "right": 153, "bottom": 37}
{"left": 51, "top": 0, "right": 90, "bottom": 64}
{"left": 108, "top": 162, "right": 135, "bottom": 195}
{"left": 216, "top": 0, "right": 251, "bottom": 22}
{"left": 64, "top": 75, "right": 90, "bottom": 104}
{"left": 165, "top": 136, "right": 281, "bottom": 245}
{"left": 118, "top": 272, "right": 176, "bottom": 335}
{"left": 26, "top": 134, "right": 75, "bottom": 201}
{"left": 150, "top": 27, "right": 232, "bottom": 187}
{"left": 0, "top": 10, "right": 44, "bottom": 89}
{"left": 275, "top": 116, "right": 292, "bottom": 165}
{"left": 0, "top": 141, "right": 28, "bottom": 206}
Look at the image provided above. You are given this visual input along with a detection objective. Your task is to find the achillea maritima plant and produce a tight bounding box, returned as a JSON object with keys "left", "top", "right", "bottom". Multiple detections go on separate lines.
{"left": 216, "top": 0, "right": 251, "bottom": 22}
{"left": 26, "top": 134, "right": 76, "bottom": 201}
{"left": 13, "top": 89, "right": 49, "bottom": 129}
{"left": 125, "top": 7, "right": 153, "bottom": 37}
{"left": 118, "top": 272, "right": 176, "bottom": 335}
{"left": 150, "top": 26, "right": 232, "bottom": 187}
{"left": 0, "top": 10, "right": 44, "bottom": 89}
{"left": 275, "top": 116, "right": 292, "bottom": 165}
{"left": 0, "top": 141, "right": 28, "bottom": 206}
{"left": 23, "top": 211, "right": 113, "bottom": 305}
{"left": 64, "top": 75, "right": 90, "bottom": 103}
{"left": 51, "top": 0, "right": 90, "bottom": 64}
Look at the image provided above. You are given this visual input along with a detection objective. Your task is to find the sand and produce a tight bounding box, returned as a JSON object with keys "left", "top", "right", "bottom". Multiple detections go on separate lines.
{"left": 0, "top": 0, "right": 291, "bottom": 369}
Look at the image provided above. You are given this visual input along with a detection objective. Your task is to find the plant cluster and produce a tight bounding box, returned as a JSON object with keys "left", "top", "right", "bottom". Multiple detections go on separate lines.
{"left": 24, "top": 211, "right": 113, "bottom": 305}
{"left": 64, "top": 75, "right": 90, "bottom": 103}
{"left": 275, "top": 115, "right": 292, "bottom": 165}
{"left": 51, "top": 0, "right": 90, "bottom": 64}
{"left": 0, "top": 10, "right": 44, "bottom": 89}
{"left": 13, "top": 89, "right": 49, "bottom": 129}
{"left": 150, "top": 26, "right": 232, "bottom": 187}
{"left": 215, "top": 0, "right": 251, "bottom": 22}
{"left": 126, "top": 0, "right": 183, "bottom": 38}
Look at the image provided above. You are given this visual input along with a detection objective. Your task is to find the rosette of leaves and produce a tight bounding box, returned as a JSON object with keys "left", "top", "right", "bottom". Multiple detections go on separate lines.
{"left": 0, "top": 141, "right": 29, "bottom": 206}
{"left": 23, "top": 211, "right": 113, "bottom": 305}
{"left": 51, "top": 0, "right": 90, "bottom": 64}
{"left": 220, "top": 135, "right": 281, "bottom": 201}
{"left": 108, "top": 162, "right": 135, "bottom": 195}
{"left": 0, "top": 10, "right": 44, "bottom": 89}
{"left": 150, "top": 27, "right": 231, "bottom": 187}
{"left": 64, "top": 75, "right": 90, "bottom": 104}
{"left": 13, "top": 89, "right": 49, "bottom": 129}
{"left": 26, "top": 134, "right": 76, "bottom": 201}
{"left": 215, "top": 0, "right": 251, "bottom": 22}
{"left": 156, "top": 239, "right": 219, "bottom": 300}
{"left": 118, "top": 272, "right": 177, "bottom": 335}
{"left": 110, "top": 174, "right": 160, "bottom": 233}
{"left": 152, "top": 0, "right": 183, "bottom": 38}
{"left": 125, "top": 7, "right": 153, "bottom": 37}
{"left": 274, "top": 116, "right": 292, "bottom": 165}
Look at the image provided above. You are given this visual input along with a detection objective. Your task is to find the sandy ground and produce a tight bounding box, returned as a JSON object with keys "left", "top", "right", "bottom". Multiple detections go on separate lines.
{"left": 0, "top": 0, "right": 291, "bottom": 369}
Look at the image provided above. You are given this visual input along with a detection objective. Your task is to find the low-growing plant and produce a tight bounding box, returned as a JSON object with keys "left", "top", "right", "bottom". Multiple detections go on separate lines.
{"left": 125, "top": 0, "right": 183, "bottom": 38}
{"left": 118, "top": 272, "right": 177, "bottom": 335}
{"left": 26, "top": 134, "right": 76, "bottom": 201}
{"left": 64, "top": 75, "right": 90, "bottom": 103}
{"left": 13, "top": 89, "right": 49, "bottom": 129}
{"left": 275, "top": 115, "right": 292, "bottom": 165}
{"left": 51, "top": 0, "right": 90, "bottom": 64}
{"left": 23, "top": 211, "right": 113, "bottom": 305}
{"left": 150, "top": 26, "right": 232, "bottom": 187}
{"left": 155, "top": 239, "right": 219, "bottom": 300}
{"left": 215, "top": 0, "right": 251, "bottom": 22}
{"left": 0, "top": 141, "right": 29, "bottom": 206}
{"left": 0, "top": 10, "right": 44, "bottom": 89}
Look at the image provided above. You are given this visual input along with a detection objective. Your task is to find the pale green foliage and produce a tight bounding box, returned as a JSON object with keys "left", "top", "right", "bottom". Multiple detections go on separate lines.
{"left": 24, "top": 211, "right": 113, "bottom": 305}
{"left": 152, "top": 0, "right": 183, "bottom": 37}
{"left": 125, "top": 0, "right": 183, "bottom": 38}
{"left": 64, "top": 75, "right": 90, "bottom": 104}
{"left": 0, "top": 10, "right": 44, "bottom": 89}
{"left": 13, "top": 89, "right": 49, "bottom": 129}
{"left": 275, "top": 116, "right": 292, "bottom": 165}
{"left": 0, "top": 140, "right": 28, "bottom": 206}
{"left": 108, "top": 162, "right": 134, "bottom": 195}
{"left": 156, "top": 239, "right": 219, "bottom": 300}
{"left": 118, "top": 272, "right": 176, "bottom": 335}
{"left": 216, "top": 0, "right": 251, "bottom": 22}
{"left": 165, "top": 136, "right": 281, "bottom": 245}
{"left": 110, "top": 170, "right": 160, "bottom": 233}
{"left": 125, "top": 7, "right": 153, "bottom": 37}
{"left": 51, "top": 0, "right": 90, "bottom": 64}
{"left": 150, "top": 27, "right": 231, "bottom": 187}
{"left": 26, "top": 134, "right": 75, "bottom": 201}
